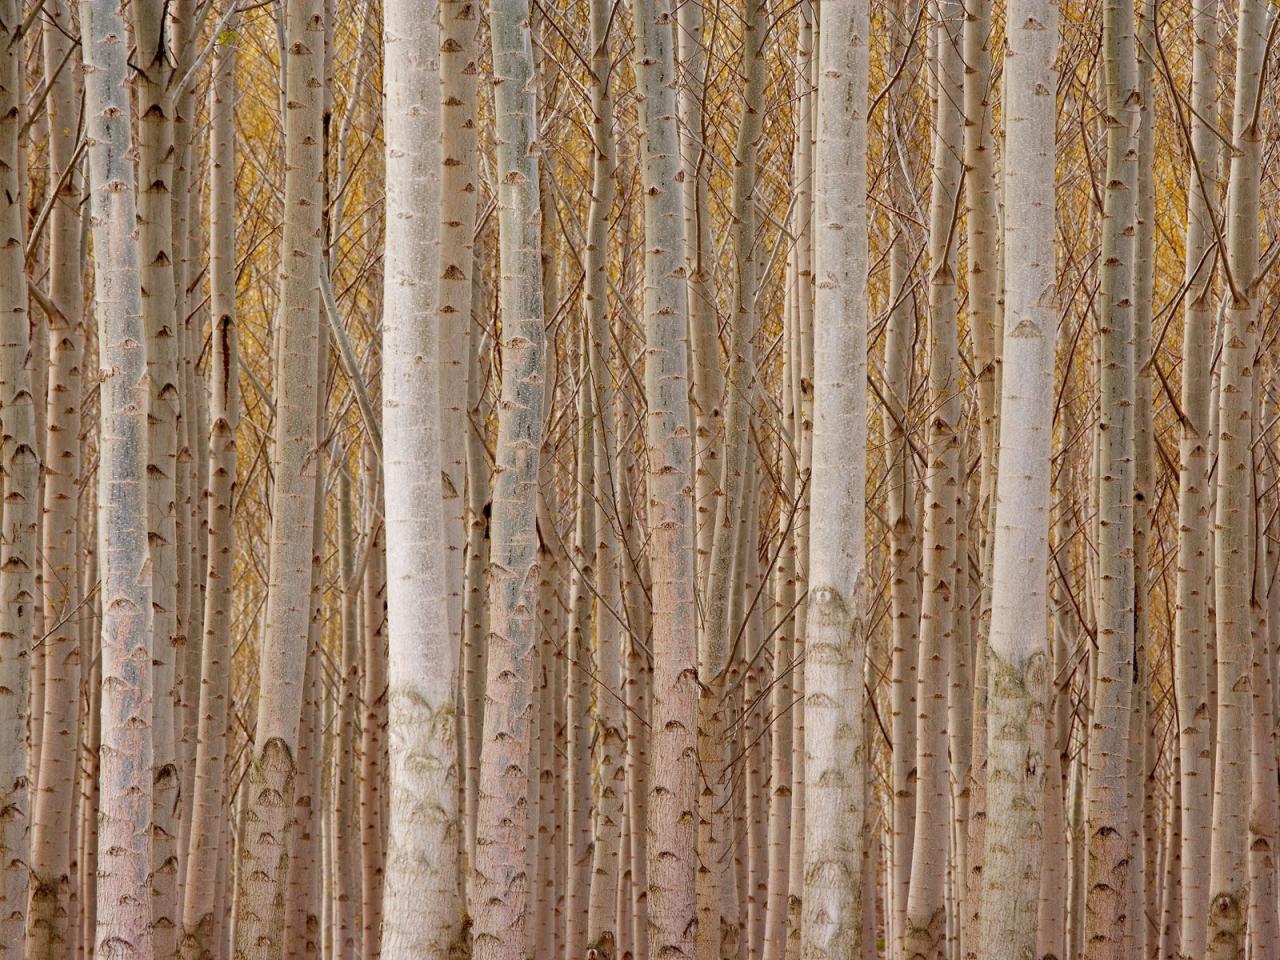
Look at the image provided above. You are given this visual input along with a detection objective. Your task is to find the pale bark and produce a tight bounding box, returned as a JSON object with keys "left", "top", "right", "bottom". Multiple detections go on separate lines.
{"left": 28, "top": 5, "right": 85, "bottom": 952}
{"left": 1130, "top": 0, "right": 1157, "bottom": 950}
{"left": 1173, "top": 0, "right": 1218, "bottom": 952}
{"left": 470, "top": 0, "right": 546, "bottom": 951}
{"left": 180, "top": 22, "right": 240, "bottom": 956}
{"left": 676, "top": 0, "right": 722, "bottom": 574}
{"left": 439, "top": 0, "right": 480, "bottom": 877}
{"left": 333, "top": 464, "right": 362, "bottom": 957}
{"left": 566, "top": 337, "right": 597, "bottom": 960}
{"left": 883, "top": 3, "right": 920, "bottom": 953}
{"left": 359, "top": 490, "right": 388, "bottom": 960}
{"left": 379, "top": 1, "right": 466, "bottom": 954}
{"left": 130, "top": 1, "right": 182, "bottom": 947}
{"left": 631, "top": 0, "right": 700, "bottom": 950}
{"left": 976, "top": 0, "right": 1058, "bottom": 954}
{"left": 1081, "top": 0, "right": 1140, "bottom": 953}
{"left": 235, "top": 0, "right": 325, "bottom": 954}
{"left": 801, "top": 0, "right": 870, "bottom": 954}
{"left": 1246, "top": 420, "right": 1277, "bottom": 959}
{"left": 462, "top": 256, "right": 491, "bottom": 886}
{"left": 0, "top": 0, "right": 34, "bottom": 944}
{"left": 1206, "top": 0, "right": 1268, "bottom": 955}
{"left": 696, "top": 1, "right": 767, "bottom": 951}
{"left": 82, "top": 0, "right": 155, "bottom": 952}
{"left": 583, "top": 0, "right": 623, "bottom": 950}
{"left": 904, "top": 3, "right": 964, "bottom": 956}
{"left": 785, "top": 26, "right": 818, "bottom": 960}
{"left": 958, "top": 0, "right": 1001, "bottom": 939}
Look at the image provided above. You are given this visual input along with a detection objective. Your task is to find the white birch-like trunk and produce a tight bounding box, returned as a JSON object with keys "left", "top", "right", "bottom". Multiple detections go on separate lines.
{"left": 1207, "top": 0, "right": 1268, "bottom": 955}
{"left": 582, "top": 0, "right": 623, "bottom": 949}
{"left": 81, "top": 0, "right": 154, "bottom": 953}
{"left": 470, "top": 0, "right": 547, "bottom": 951}
{"left": 1172, "top": 0, "right": 1218, "bottom": 952}
{"left": 1083, "top": 0, "right": 1138, "bottom": 950}
{"left": 904, "top": 2, "right": 964, "bottom": 955}
{"left": 438, "top": 0, "right": 481, "bottom": 886}
{"left": 180, "top": 22, "right": 239, "bottom": 957}
{"left": 977, "top": 0, "right": 1058, "bottom": 954}
{"left": 801, "top": 0, "right": 870, "bottom": 952}
{"left": 28, "top": 6, "right": 85, "bottom": 952}
{"left": 235, "top": 1, "right": 325, "bottom": 955}
{"left": 696, "top": 1, "right": 767, "bottom": 950}
{"left": 0, "top": 0, "right": 34, "bottom": 943}
{"left": 130, "top": 3, "right": 182, "bottom": 948}
{"left": 380, "top": 0, "right": 465, "bottom": 951}
{"left": 631, "top": 0, "right": 700, "bottom": 951}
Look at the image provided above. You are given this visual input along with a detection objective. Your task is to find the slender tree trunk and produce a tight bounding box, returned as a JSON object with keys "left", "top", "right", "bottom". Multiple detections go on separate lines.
{"left": 583, "top": 0, "right": 623, "bottom": 950}
{"left": 676, "top": 0, "right": 722, "bottom": 575}
{"left": 235, "top": 0, "right": 326, "bottom": 954}
{"left": 359, "top": 489, "right": 388, "bottom": 960}
{"left": 0, "top": 0, "right": 34, "bottom": 942}
{"left": 333, "top": 464, "right": 362, "bottom": 958}
{"left": 1247, "top": 424, "right": 1278, "bottom": 960}
{"left": 1130, "top": 1, "right": 1159, "bottom": 950}
{"left": 958, "top": 0, "right": 1001, "bottom": 942}
{"left": 1206, "top": 0, "right": 1267, "bottom": 955}
{"left": 439, "top": 0, "right": 481, "bottom": 889}
{"left": 904, "top": 2, "right": 964, "bottom": 955}
{"left": 1173, "top": 0, "right": 1218, "bottom": 951}
{"left": 566, "top": 341, "right": 597, "bottom": 960}
{"left": 462, "top": 255, "right": 492, "bottom": 892}
{"left": 81, "top": 0, "right": 154, "bottom": 952}
{"left": 631, "top": 0, "right": 700, "bottom": 950}
{"left": 801, "top": 0, "right": 870, "bottom": 951}
{"left": 883, "top": 3, "right": 920, "bottom": 953}
{"left": 28, "top": 5, "right": 84, "bottom": 952}
{"left": 470, "top": 0, "right": 546, "bottom": 950}
{"left": 696, "top": 1, "right": 767, "bottom": 951}
{"left": 1083, "top": 0, "right": 1139, "bottom": 950}
{"left": 180, "top": 23, "right": 240, "bottom": 956}
{"left": 130, "top": 3, "right": 183, "bottom": 948}
{"left": 977, "top": 0, "right": 1058, "bottom": 953}
{"left": 379, "top": 0, "right": 466, "bottom": 953}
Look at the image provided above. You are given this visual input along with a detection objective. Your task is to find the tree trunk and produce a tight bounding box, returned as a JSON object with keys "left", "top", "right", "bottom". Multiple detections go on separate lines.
{"left": 379, "top": 0, "right": 467, "bottom": 954}
{"left": 28, "top": 5, "right": 85, "bottom": 953}
{"left": 235, "top": 1, "right": 326, "bottom": 954}
{"left": 1083, "top": 0, "right": 1139, "bottom": 951}
{"left": 0, "top": 0, "right": 34, "bottom": 942}
{"left": 801, "top": 0, "right": 871, "bottom": 952}
{"left": 180, "top": 23, "right": 240, "bottom": 956}
{"left": 1172, "top": 0, "right": 1218, "bottom": 950}
{"left": 470, "top": 0, "right": 547, "bottom": 951}
{"left": 1206, "top": 0, "right": 1267, "bottom": 955}
{"left": 631, "top": 0, "right": 700, "bottom": 950}
{"left": 977, "top": 0, "right": 1058, "bottom": 953}
{"left": 81, "top": 0, "right": 154, "bottom": 952}
{"left": 904, "top": 2, "right": 964, "bottom": 955}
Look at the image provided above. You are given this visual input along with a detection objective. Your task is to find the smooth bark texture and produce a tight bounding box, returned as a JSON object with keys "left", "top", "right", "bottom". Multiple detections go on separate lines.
{"left": 1081, "top": 0, "right": 1140, "bottom": 953}
{"left": 470, "top": 0, "right": 546, "bottom": 952}
{"left": 381, "top": 0, "right": 466, "bottom": 952}
{"left": 0, "top": 0, "right": 33, "bottom": 946}
{"left": 234, "top": 0, "right": 325, "bottom": 955}
{"left": 631, "top": 0, "right": 700, "bottom": 952}
{"left": 801, "top": 0, "right": 871, "bottom": 953}
{"left": 977, "top": 0, "right": 1058, "bottom": 953}
{"left": 180, "top": 21, "right": 239, "bottom": 957}
{"left": 1207, "top": 1, "right": 1267, "bottom": 956}
{"left": 82, "top": 0, "right": 154, "bottom": 953}
{"left": 28, "top": 6, "right": 84, "bottom": 953}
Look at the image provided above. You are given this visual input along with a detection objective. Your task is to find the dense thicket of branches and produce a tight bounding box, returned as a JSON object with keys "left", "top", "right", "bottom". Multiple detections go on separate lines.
{"left": 0, "top": 0, "right": 1279, "bottom": 957}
